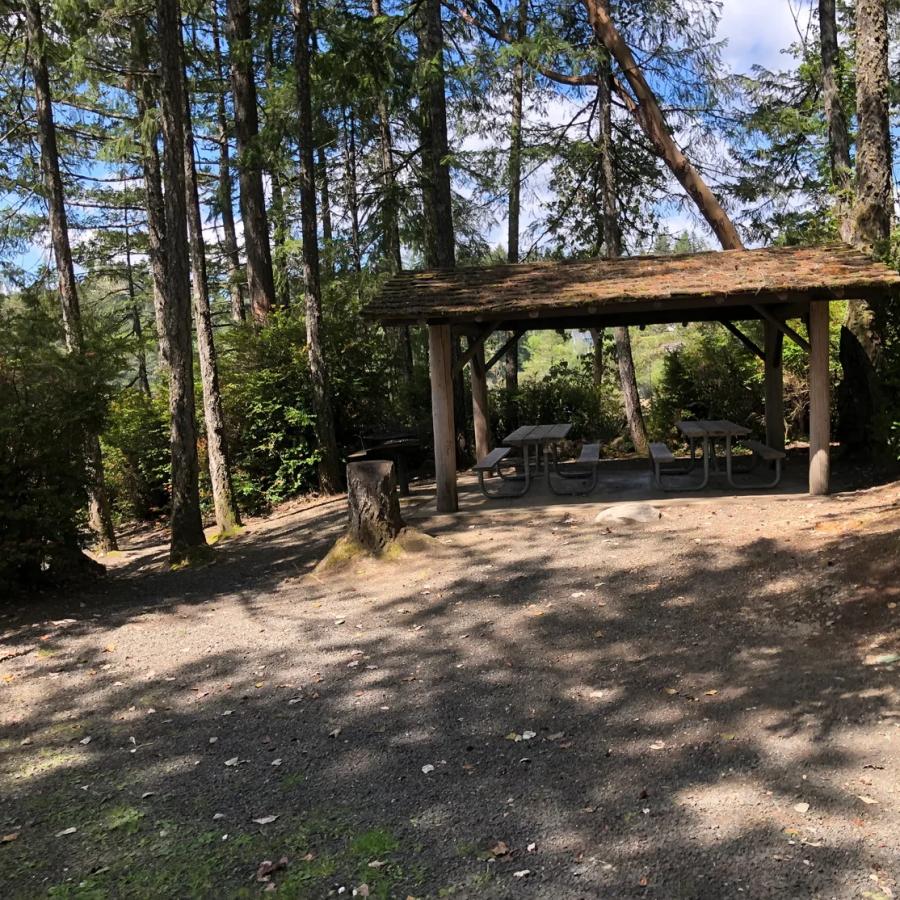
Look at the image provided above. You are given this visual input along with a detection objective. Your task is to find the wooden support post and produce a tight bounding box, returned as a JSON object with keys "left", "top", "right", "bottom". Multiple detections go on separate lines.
{"left": 808, "top": 300, "right": 830, "bottom": 495}
{"left": 428, "top": 324, "right": 458, "bottom": 512}
{"left": 764, "top": 321, "right": 785, "bottom": 452}
{"left": 470, "top": 343, "right": 491, "bottom": 461}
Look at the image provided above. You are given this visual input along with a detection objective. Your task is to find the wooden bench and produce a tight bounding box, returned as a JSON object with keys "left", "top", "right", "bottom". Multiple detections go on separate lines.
{"left": 727, "top": 439, "right": 785, "bottom": 489}
{"left": 474, "top": 447, "right": 531, "bottom": 498}
{"left": 650, "top": 442, "right": 709, "bottom": 491}
{"left": 548, "top": 442, "right": 601, "bottom": 496}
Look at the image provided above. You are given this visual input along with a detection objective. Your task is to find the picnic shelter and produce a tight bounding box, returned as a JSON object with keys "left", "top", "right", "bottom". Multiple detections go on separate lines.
{"left": 364, "top": 243, "right": 900, "bottom": 512}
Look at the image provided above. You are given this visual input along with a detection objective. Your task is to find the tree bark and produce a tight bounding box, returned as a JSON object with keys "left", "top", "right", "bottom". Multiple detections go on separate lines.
{"left": 26, "top": 0, "right": 118, "bottom": 553}
{"left": 582, "top": 0, "right": 743, "bottom": 251}
{"left": 504, "top": 0, "right": 526, "bottom": 394}
{"left": 849, "top": 0, "right": 892, "bottom": 361}
{"left": 589, "top": 327, "right": 603, "bottom": 387}
{"left": 417, "top": 0, "right": 455, "bottom": 269}
{"left": 593, "top": 4, "right": 648, "bottom": 454}
{"left": 211, "top": 3, "right": 246, "bottom": 323}
{"left": 123, "top": 208, "right": 151, "bottom": 395}
{"left": 852, "top": 0, "right": 892, "bottom": 252}
{"left": 293, "top": 0, "right": 343, "bottom": 493}
{"left": 343, "top": 107, "right": 363, "bottom": 273}
{"left": 226, "top": 0, "right": 277, "bottom": 324}
{"left": 819, "top": 0, "right": 852, "bottom": 241}
{"left": 346, "top": 461, "right": 405, "bottom": 552}
{"left": 156, "top": 0, "right": 207, "bottom": 562}
{"left": 317, "top": 145, "right": 334, "bottom": 276}
{"left": 373, "top": 0, "right": 403, "bottom": 276}
{"left": 181, "top": 60, "right": 241, "bottom": 535}
{"left": 132, "top": 20, "right": 172, "bottom": 371}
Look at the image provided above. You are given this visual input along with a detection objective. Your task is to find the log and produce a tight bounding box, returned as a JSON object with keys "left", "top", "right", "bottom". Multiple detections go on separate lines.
{"left": 346, "top": 460, "right": 405, "bottom": 552}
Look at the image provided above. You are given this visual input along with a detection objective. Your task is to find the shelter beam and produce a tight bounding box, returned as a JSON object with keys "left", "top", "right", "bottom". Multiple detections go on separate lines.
{"left": 753, "top": 305, "right": 811, "bottom": 353}
{"left": 452, "top": 323, "right": 500, "bottom": 374}
{"left": 721, "top": 321, "right": 764, "bottom": 360}
{"left": 485, "top": 328, "right": 525, "bottom": 371}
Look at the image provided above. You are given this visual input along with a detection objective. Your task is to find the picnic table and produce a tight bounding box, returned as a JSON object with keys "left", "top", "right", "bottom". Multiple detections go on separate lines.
{"left": 676, "top": 419, "right": 750, "bottom": 472}
{"left": 503, "top": 424, "right": 572, "bottom": 478}
{"left": 347, "top": 430, "right": 421, "bottom": 496}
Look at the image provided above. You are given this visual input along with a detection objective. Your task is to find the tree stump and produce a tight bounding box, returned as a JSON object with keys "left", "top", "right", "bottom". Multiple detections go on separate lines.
{"left": 346, "top": 461, "right": 405, "bottom": 552}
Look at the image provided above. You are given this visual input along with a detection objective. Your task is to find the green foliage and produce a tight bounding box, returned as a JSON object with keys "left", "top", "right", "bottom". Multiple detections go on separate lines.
{"left": 216, "top": 313, "right": 319, "bottom": 511}
{"left": 493, "top": 359, "right": 623, "bottom": 442}
{"left": 0, "top": 296, "right": 115, "bottom": 588}
{"left": 649, "top": 324, "right": 764, "bottom": 440}
{"left": 102, "top": 388, "right": 170, "bottom": 520}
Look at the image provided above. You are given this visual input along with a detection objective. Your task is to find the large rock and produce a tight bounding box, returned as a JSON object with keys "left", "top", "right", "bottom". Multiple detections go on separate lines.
{"left": 594, "top": 503, "right": 661, "bottom": 526}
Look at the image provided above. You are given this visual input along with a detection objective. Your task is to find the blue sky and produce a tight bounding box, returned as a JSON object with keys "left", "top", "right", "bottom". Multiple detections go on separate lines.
{"left": 7, "top": 1, "right": 809, "bottom": 285}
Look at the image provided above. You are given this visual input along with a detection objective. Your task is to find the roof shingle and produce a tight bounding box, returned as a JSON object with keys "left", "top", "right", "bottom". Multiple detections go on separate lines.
{"left": 364, "top": 244, "right": 900, "bottom": 324}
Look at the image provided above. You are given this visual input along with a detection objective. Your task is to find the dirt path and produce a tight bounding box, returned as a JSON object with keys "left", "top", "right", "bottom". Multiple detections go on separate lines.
{"left": 1, "top": 478, "right": 898, "bottom": 898}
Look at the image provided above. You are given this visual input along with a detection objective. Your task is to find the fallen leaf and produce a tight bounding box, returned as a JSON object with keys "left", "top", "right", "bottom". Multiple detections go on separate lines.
{"left": 857, "top": 795, "right": 879, "bottom": 805}
{"left": 513, "top": 870, "right": 530, "bottom": 878}
{"left": 224, "top": 757, "right": 239, "bottom": 767}
{"left": 704, "top": 689, "right": 719, "bottom": 696}
{"left": 793, "top": 802, "right": 810, "bottom": 814}
{"left": 329, "top": 728, "right": 342, "bottom": 738}
{"left": 141, "top": 792, "right": 154, "bottom": 800}
{"left": 368, "top": 860, "right": 385, "bottom": 869}
{"left": 526, "top": 842, "right": 536, "bottom": 852}
{"left": 354, "top": 885, "right": 370, "bottom": 897}
{"left": 649, "top": 741, "right": 665, "bottom": 751}
{"left": 489, "top": 841, "right": 510, "bottom": 857}
{"left": 546, "top": 732, "right": 565, "bottom": 741}
{"left": 505, "top": 732, "right": 521, "bottom": 742}
{"left": 1, "top": 833, "right": 19, "bottom": 843}
{"left": 255, "top": 856, "right": 288, "bottom": 882}
{"left": 271, "top": 758, "right": 282, "bottom": 767}
{"left": 521, "top": 730, "right": 536, "bottom": 741}
{"left": 55, "top": 827, "right": 77, "bottom": 837}
{"left": 302, "top": 851, "right": 316, "bottom": 862}
{"left": 252, "top": 815, "right": 279, "bottom": 825}
{"left": 79, "top": 737, "right": 91, "bottom": 745}
{"left": 421, "top": 764, "right": 435, "bottom": 774}
{"left": 664, "top": 688, "right": 678, "bottom": 695}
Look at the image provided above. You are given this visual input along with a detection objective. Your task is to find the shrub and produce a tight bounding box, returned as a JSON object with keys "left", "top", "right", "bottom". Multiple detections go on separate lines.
{"left": 492, "top": 358, "right": 624, "bottom": 444}
{"left": 649, "top": 324, "right": 764, "bottom": 440}
{"left": 0, "top": 297, "right": 116, "bottom": 588}
{"left": 102, "top": 388, "right": 170, "bottom": 520}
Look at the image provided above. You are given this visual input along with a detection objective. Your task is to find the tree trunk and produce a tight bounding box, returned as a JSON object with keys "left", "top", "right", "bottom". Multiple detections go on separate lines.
{"left": 417, "top": 0, "right": 455, "bottom": 269}
{"left": 131, "top": 21, "right": 172, "bottom": 371}
{"left": 346, "top": 461, "right": 405, "bottom": 552}
{"left": 182, "top": 62, "right": 241, "bottom": 536}
{"left": 317, "top": 145, "right": 334, "bottom": 278}
{"left": 373, "top": 0, "right": 403, "bottom": 276}
{"left": 343, "top": 108, "right": 363, "bottom": 273}
{"left": 270, "top": 166, "right": 291, "bottom": 306}
{"left": 293, "top": 0, "right": 343, "bottom": 493}
{"left": 156, "top": 0, "right": 207, "bottom": 562}
{"left": 123, "top": 209, "right": 151, "bottom": 395}
{"left": 589, "top": 328, "right": 603, "bottom": 388}
{"left": 849, "top": 0, "right": 892, "bottom": 359}
{"left": 593, "top": 3, "right": 648, "bottom": 454}
{"left": 503, "top": 0, "right": 526, "bottom": 395}
{"left": 819, "top": 0, "right": 853, "bottom": 241}
{"left": 211, "top": 3, "right": 246, "bottom": 323}
{"left": 26, "top": 0, "right": 118, "bottom": 553}
{"left": 582, "top": 0, "right": 743, "bottom": 251}
{"left": 226, "top": 0, "right": 277, "bottom": 324}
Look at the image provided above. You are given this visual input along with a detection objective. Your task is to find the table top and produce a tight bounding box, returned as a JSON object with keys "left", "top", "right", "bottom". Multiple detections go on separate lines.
{"left": 676, "top": 419, "right": 750, "bottom": 438}
{"left": 504, "top": 423, "right": 572, "bottom": 445}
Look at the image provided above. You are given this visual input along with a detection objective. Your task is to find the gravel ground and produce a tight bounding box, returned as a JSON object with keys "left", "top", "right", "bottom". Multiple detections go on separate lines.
{"left": 1, "top": 471, "right": 898, "bottom": 899}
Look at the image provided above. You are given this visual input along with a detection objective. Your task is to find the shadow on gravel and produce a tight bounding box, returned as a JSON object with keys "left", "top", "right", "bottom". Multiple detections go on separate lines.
{"left": 1, "top": 481, "right": 898, "bottom": 898}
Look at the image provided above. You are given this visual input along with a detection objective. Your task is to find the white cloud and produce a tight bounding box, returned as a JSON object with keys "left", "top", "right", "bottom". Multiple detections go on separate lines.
{"left": 717, "top": 0, "right": 812, "bottom": 73}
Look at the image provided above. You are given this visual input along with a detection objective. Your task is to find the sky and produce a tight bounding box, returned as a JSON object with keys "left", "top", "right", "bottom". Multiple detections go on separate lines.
{"left": 8, "top": 0, "right": 810, "bottom": 285}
